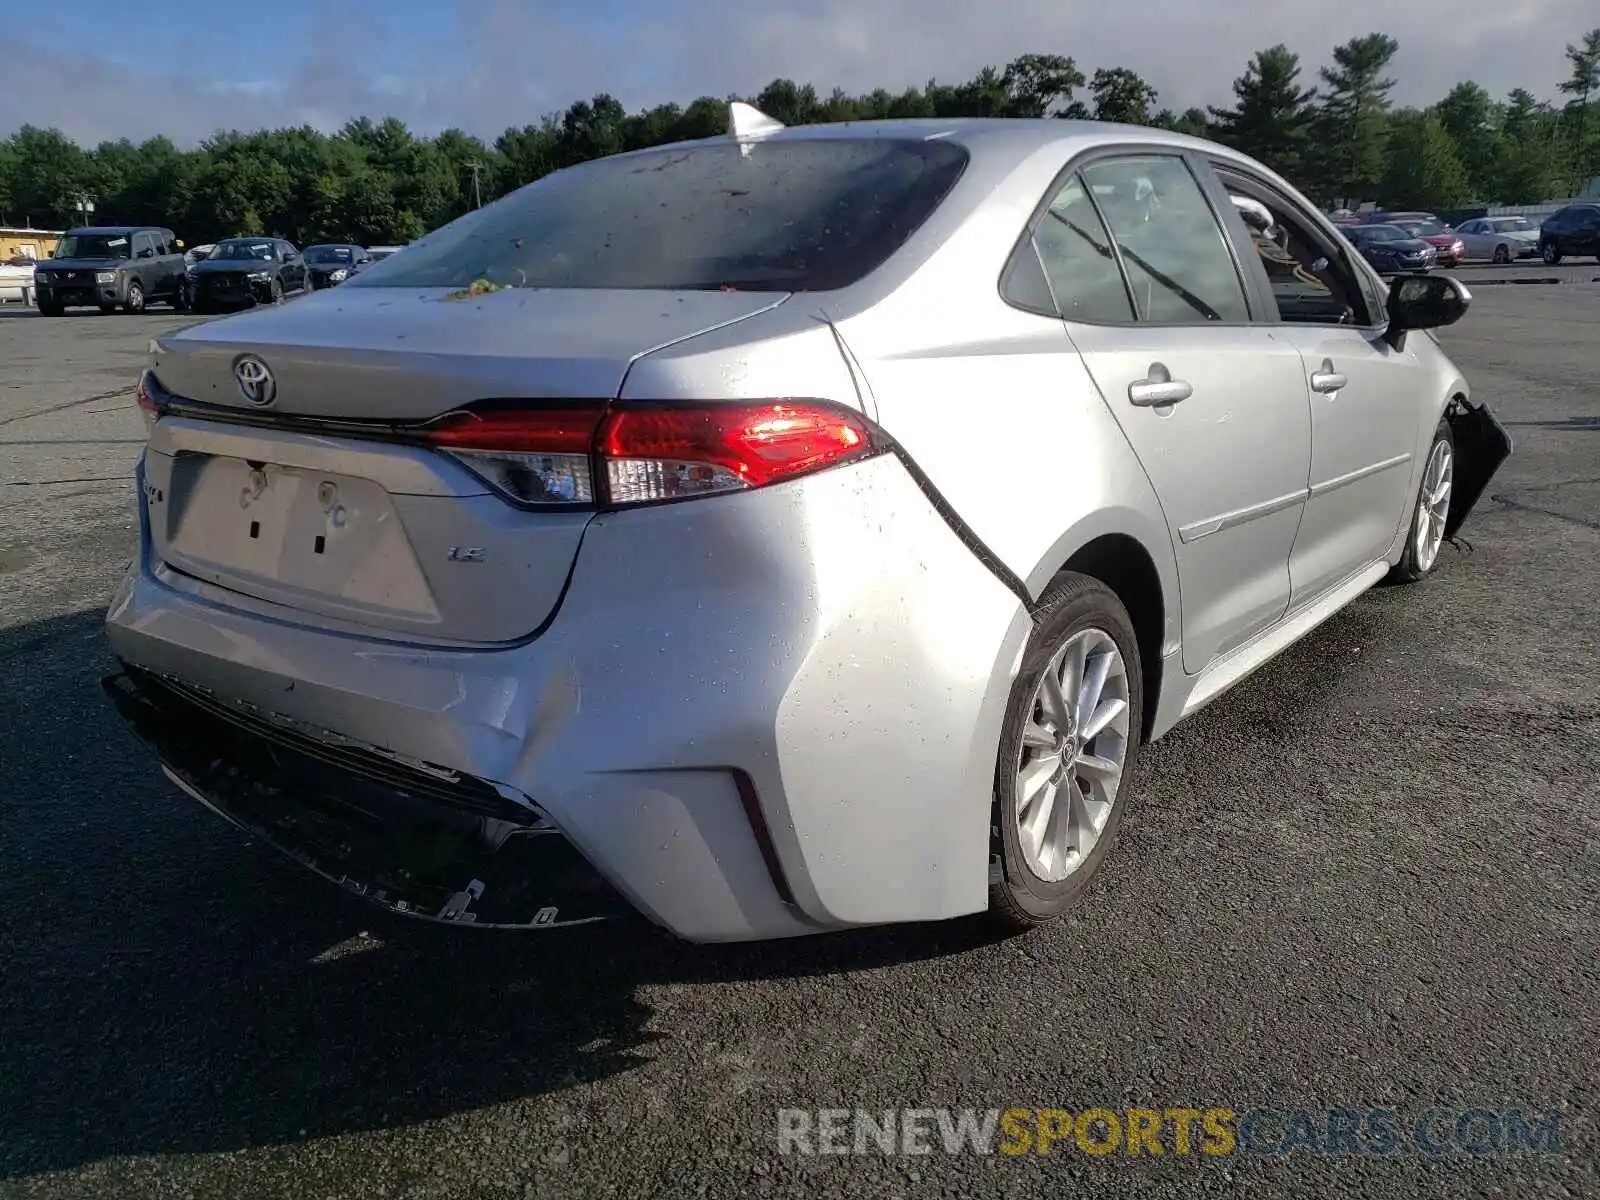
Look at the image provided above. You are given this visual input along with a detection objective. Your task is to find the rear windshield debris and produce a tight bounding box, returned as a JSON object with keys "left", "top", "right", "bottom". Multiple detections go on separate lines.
{"left": 443, "top": 278, "right": 511, "bottom": 301}
{"left": 346, "top": 138, "right": 969, "bottom": 294}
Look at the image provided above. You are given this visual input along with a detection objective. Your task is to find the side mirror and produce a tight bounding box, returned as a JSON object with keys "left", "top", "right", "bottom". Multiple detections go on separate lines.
{"left": 1384, "top": 273, "right": 1470, "bottom": 350}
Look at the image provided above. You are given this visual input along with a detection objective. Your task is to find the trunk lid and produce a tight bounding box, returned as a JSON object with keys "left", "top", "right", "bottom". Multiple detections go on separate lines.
{"left": 152, "top": 286, "right": 785, "bottom": 418}
{"left": 145, "top": 286, "right": 788, "bottom": 644}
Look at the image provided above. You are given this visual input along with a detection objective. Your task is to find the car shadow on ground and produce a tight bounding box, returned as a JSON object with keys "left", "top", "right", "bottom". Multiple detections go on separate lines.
{"left": 0, "top": 609, "right": 1000, "bottom": 1179}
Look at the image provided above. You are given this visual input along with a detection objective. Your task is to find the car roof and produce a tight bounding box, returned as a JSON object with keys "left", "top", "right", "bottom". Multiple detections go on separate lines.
{"left": 65, "top": 225, "right": 156, "bottom": 235}
{"left": 604, "top": 116, "right": 1252, "bottom": 171}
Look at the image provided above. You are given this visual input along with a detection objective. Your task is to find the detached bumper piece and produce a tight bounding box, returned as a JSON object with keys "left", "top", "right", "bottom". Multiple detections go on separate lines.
{"left": 1443, "top": 398, "right": 1513, "bottom": 540}
{"left": 103, "top": 667, "right": 635, "bottom": 929}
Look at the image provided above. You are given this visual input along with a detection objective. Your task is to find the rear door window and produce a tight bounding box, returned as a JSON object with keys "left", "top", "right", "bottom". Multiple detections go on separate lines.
{"left": 1079, "top": 155, "right": 1251, "bottom": 324}
{"left": 346, "top": 138, "right": 969, "bottom": 292}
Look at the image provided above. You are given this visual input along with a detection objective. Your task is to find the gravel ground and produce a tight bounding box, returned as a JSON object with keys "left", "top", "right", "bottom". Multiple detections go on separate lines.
{"left": 0, "top": 276, "right": 1596, "bottom": 1200}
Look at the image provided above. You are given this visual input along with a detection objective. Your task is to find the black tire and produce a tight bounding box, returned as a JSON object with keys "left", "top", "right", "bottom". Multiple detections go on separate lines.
{"left": 269, "top": 278, "right": 284, "bottom": 304}
{"left": 123, "top": 280, "right": 145, "bottom": 314}
{"left": 98, "top": 303, "right": 117, "bottom": 315}
{"left": 988, "top": 573, "right": 1143, "bottom": 932}
{"left": 1541, "top": 242, "right": 1562, "bottom": 265}
{"left": 1388, "top": 417, "right": 1455, "bottom": 585}
{"left": 37, "top": 300, "right": 63, "bottom": 317}
{"left": 1492, "top": 244, "right": 1509, "bottom": 265}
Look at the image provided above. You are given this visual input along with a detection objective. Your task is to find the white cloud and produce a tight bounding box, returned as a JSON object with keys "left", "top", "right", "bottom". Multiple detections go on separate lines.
{"left": 1, "top": 0, "right": 1593, "bottom": 146}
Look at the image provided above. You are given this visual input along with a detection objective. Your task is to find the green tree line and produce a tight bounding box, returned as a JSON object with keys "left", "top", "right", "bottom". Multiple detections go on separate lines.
{"left": 1, "top": 28, "right": 1596, "bottom": 245}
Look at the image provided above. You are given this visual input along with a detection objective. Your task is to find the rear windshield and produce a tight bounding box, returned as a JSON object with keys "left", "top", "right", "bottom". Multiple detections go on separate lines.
{"left": 215, "top": 241, "right": 276, "bottom": 261}
{"left": 346, "top": 137, "right": 970, "bottom": 293}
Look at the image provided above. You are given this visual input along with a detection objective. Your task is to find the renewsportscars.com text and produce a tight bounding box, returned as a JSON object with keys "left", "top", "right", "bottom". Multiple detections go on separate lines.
{"left": 777, "top": 1106, "right": 1563, "bottom": 1158}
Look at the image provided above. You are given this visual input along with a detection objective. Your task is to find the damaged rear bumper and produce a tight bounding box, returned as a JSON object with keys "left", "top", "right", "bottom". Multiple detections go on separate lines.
{"left": 103, "top": 665, "right": 636, "bottom": 929}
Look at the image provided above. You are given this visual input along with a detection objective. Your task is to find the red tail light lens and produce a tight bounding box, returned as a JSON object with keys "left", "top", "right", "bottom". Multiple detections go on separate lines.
{"left": 420, "top": 407, "right": 604, "bottom": 453}
{"left": 135, "top": 371, "right": 164, "bottom": 436}
{"left": 414, "top": 399, "right": 879, "bottom": 509}
{"left": 420, "top": 406, "right": 606, "bottom": 505}
{"left": 597, "top": 401, "right": 876, "bottom": 505}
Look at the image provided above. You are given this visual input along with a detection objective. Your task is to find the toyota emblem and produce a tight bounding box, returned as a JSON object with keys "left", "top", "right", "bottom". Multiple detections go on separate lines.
{"left": 233, "top": 355, "right": 276, "bottom": 407}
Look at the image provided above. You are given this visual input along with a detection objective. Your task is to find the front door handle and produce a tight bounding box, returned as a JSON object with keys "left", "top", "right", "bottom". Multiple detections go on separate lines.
{"left": 1310, "top": 359, "right": 1347, "bottom": 394}
{"left": 1128, "top": 364, "right": 1193, "bottom": 407}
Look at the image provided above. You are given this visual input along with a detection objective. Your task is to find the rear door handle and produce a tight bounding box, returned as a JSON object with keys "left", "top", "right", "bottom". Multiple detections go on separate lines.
{"left": 1310, "top": 359, "right": 1347, "bottom": 394}
{"left": 1128, "top": 364, "right": 1193, "bottom": 407}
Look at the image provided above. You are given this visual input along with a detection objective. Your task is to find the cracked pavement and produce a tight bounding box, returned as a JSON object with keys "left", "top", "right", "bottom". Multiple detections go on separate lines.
{"left": 0, "top": 275, "right": 1596, "bottom": 1199}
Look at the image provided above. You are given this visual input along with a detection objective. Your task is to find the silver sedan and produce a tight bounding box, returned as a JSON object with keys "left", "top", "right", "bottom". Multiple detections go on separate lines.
{"left": 1455, "top": 215, "right": 1541, "bottom": 263}
{"left": 102, "top": 108, "right": 1511, "bottom": 942}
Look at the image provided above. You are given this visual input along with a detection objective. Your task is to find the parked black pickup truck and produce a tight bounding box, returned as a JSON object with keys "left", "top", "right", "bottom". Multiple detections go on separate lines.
{"left": 33, "top": 226, "right": 188, "bottom": 316}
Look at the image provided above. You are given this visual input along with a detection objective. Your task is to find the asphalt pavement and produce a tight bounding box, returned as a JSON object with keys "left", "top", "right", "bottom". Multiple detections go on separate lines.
{"left": 0, "top": 278, "right": 1597, "bottom": 1199}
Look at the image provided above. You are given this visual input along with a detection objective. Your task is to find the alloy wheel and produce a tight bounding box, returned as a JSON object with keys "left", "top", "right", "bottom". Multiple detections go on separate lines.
{"left": 1414, "top": 439, "right": 1454, "bottom": 574}
{"left": 1013, "top": 627, "right": 1131, "bottom": 883}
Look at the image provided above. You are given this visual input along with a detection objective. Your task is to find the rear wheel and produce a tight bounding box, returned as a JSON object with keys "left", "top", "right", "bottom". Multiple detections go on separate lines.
{"left": 989, "top": 573, "right": 1142, "bottom": 932}
{"left": 1389, "top": 420, "right": 1454, "bottom": 584}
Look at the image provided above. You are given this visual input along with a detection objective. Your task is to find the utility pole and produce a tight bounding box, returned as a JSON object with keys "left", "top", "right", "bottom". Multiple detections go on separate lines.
{"left": 465, "top": 162, "right": 484, "bottom": 209}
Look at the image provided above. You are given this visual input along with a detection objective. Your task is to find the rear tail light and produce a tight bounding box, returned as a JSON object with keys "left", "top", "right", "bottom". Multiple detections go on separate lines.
{"left": 421, "top": 408, "right": 602, "bottom": 505}
{"left": 135, "top": 370, "right": 161, "bottom": 436}
{"left": 418, "top": 399, "right": 880, "bottom": 509}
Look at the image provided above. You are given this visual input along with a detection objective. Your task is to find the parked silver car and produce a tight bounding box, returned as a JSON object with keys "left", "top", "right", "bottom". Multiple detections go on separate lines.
{"left": 1454, "top": 216, "right": 1540, "bottom": 263}
{"left": 104, "top": 111, "right": 1510, "bottom": 942}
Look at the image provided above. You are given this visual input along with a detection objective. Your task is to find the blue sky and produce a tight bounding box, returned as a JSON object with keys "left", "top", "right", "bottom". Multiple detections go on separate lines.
{"left": 3, "top": 0, "right": 1594, "bottom": 146}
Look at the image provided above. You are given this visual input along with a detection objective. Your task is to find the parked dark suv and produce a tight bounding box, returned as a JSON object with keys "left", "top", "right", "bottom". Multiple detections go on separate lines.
{"left": 1538, "top": 203, "right": 1600, "bottom": 264}
{"left": 34, "top": 226, "right": 188, "bottom": 316}
{"left": 188, "top": 237, "right": 308, "bottom": 312}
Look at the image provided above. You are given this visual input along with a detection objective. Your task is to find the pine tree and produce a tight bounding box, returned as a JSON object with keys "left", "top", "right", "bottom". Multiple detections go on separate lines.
{"left": 1498, "top": 89, "right": 1569, "bottom": 203}
{"left": 1558, "top": 28, "right": 1600, "bottom": 191}
{"left": 1315, "top": 33, "right": 1401, "bottom": 206}
{"left": 1206, "top": 45, "right": 1316, "bottom": 185}
{"left": 1380, "top": 110, "right": 1470, "bottom": 210}
{"left": 1430, "top": 81, "right": 1501, "bottom": 201}
{"left": 1090, "top": 68, "right": 1158, "bottom": 125}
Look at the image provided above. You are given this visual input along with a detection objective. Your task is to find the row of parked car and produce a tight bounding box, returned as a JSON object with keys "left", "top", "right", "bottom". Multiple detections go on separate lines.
{"left": 21, "top": 226, "right": 404, "bottom": 316}
{"left": 1333, "top": 202, "right": 1600, "bottom": 274}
